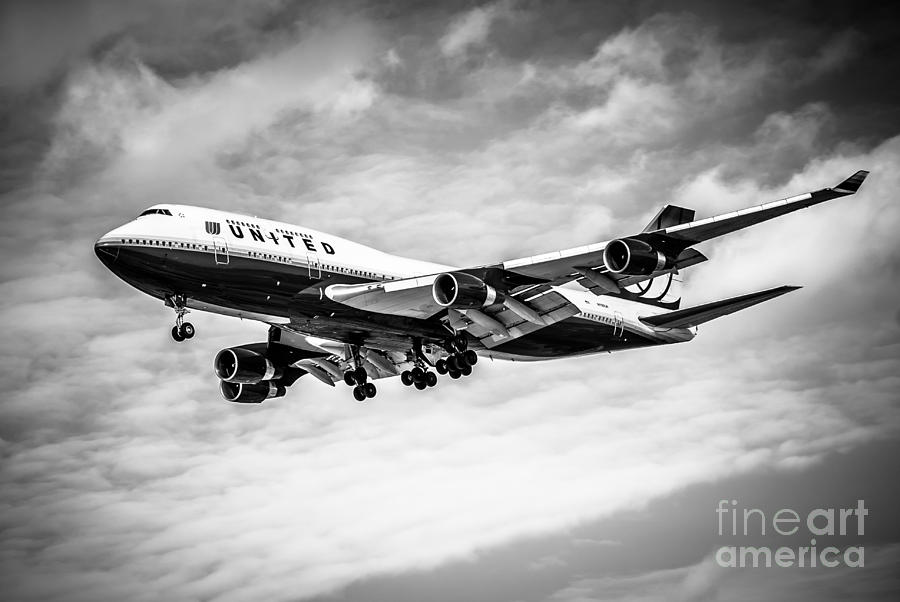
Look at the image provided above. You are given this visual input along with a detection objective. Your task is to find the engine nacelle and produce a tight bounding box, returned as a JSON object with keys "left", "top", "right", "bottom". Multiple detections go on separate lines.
{"left": 215, "top": 346, "right": 284, "bottom": 384}
{"left": 220, "top": 380, "right": 286, "bottom": 404}
{"left": 602, "top": 238, "right": 672, "bottom": 276}
{"left": 432, "top": 272, "right": 499, "bottom": 309}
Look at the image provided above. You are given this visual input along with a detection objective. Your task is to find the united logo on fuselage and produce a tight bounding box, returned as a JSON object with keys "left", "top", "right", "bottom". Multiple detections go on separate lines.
{"left": 205, "top": 221, "right": 221, "bottom": 235}
{"left": 226, "top": 223, "right": 336, "bottom": 255}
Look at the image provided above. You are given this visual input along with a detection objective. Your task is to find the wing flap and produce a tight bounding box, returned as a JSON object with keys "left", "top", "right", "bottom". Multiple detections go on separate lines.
{"left": 453, "top": 289, "right": 580, "bottom": 348}
{"left": 639, "top": 285, "right": 800, "bottom": 329}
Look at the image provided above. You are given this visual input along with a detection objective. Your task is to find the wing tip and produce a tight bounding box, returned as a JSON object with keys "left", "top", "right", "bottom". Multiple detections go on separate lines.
{"left": 757, "top": 284, "right": 802, "bottom": 301}
{"left": 834, "top": 170, "right": 869, "bottom": 194}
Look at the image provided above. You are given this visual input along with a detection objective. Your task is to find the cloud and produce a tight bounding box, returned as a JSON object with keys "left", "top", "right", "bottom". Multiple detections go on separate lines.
{"left": 439, "top": 1, "right": 508, "bottom": 57}
{"left": 39, "top": 19, "right": 380, "bottom": 194}
{"left": 1, "top": 3, "right": 899, "bottom": 602}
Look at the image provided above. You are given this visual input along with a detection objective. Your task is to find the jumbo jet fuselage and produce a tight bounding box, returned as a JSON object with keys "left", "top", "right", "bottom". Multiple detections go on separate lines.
{"left": 95, "top": 204, "right": 690, "bottom": 363}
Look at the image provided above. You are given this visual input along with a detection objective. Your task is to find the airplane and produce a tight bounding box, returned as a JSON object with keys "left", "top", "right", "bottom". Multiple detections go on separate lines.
{"left": 95, "top": 170, "right": 869, "bottom": 403}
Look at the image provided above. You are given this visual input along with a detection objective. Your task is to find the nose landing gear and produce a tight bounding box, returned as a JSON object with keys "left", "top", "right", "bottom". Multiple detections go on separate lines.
{"left": 167, "top": 294, "right": 195, "bottom": 342}
{"left": 171, "top": 323, "right": 195, "bottom": 342}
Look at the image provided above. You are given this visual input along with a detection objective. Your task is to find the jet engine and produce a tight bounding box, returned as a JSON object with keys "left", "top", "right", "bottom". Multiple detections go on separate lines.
{"left": 214, "top": 341, "right": 319, "bottom": 403}
{"left": 602, "top": 238, "right": 673, "bottom": 276}
{"left": 215, "top": 345, "right": 284, "bottom": 384}
{"left": 220, "top": 380, "right": 286, "bottom": 404}
{"left": 432, "top": 272, "right": 499, "bottom": 308}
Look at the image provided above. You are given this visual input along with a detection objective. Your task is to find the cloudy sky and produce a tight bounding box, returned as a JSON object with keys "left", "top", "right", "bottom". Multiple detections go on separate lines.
{"left": 2, "top": 1, "right": 899, "bottom": 600}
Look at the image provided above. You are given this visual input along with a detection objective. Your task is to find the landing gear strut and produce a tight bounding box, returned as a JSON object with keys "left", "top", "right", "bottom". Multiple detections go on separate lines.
{"left": 167, "top": 294, "right": 195, "bottom": 342}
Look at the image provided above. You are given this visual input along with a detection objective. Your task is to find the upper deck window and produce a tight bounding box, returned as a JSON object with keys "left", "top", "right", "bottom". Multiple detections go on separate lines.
{"left": 138, "top": 208, "right": 173, "bottom": 217}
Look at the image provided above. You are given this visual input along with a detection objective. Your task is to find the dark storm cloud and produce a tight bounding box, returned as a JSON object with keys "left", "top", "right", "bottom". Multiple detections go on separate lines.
{"left": 1, "top": 1, "right": 899, "bottom": 601}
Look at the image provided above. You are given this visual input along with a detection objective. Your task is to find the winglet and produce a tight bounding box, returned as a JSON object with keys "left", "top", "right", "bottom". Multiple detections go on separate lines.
{"left": 833, "top": 170, "right": 869, "bottom": 194}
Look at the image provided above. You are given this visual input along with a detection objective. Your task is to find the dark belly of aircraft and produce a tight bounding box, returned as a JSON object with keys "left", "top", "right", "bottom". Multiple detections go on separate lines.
{"left": 95, "top": 244, "right": 656, "bottom": 358}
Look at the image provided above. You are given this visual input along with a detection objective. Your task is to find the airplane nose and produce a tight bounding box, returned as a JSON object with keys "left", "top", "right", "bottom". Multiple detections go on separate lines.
{"left": 94, "top": 241, "right": 118, "bottom": 258}
{"left": 95, "top": 225, "right": 127, "bottom": 265}
{"left": 94, "top": 237, "right": 120, "bottom": 265}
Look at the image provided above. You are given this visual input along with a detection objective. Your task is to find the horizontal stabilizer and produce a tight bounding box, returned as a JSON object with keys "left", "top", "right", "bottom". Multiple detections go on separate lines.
{"left": 639, "top": 285, "right": 800, "bottom": 329}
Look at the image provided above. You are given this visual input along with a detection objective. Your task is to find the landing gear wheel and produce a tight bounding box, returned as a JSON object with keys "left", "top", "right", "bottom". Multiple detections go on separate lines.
{"left": 401, "top": 370, "right": 414, "bottom": 386}
{"left": 435, "top": 359, "right": 448, "bottom": 375}
{"left": 425, "top": 371, "right": 438, "bottom": 387}
{"left": 463, "top": 350, "right": 477, "bottom": 366}
{"left": 171, "top": 326, "right": 185, "bottom": 342}
{"left": 179, "top": 322, "right": 195, "bottom": 339}
{"left": 353, "top": 386, "right": 367, "bottom": 402}
{"left": 449, "top": 370, "right": 461, "bottom": 379}
{"left": 364, "top": 383, "right": 377, "bottom": 398}
{"left": 460, "top": 364, "right": 472, "bottom": 377}
{"left": 414, "top": 380, "right": 427, "bottom": 390}
{"left": 447, "top": 355, "right": 460, "bottom": 372}
{"left": 344, "top": 372, "right": 356, "bottom": 386}
{"left": 411, "top": 366, "right": 425, "bottom": 381}
{"left": 353, "top": 366, "right": 368, "bottom": 384}
{"left": 455, "top": 353, "right": 470, "bottom": 369}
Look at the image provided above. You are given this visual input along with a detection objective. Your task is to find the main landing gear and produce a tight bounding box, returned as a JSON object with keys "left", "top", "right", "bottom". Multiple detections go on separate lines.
{"left": 342, "top": 349, "right": 376, "bottom": 402}
{"left": 434, "top": 334, "right": 477, "bottom": 380}
{"left": 401, "top": 334, "right": 478, "bottom": 390}
{"left": 435, "top": 349, "right": 477, "bottom": 379}
{"left": 400, "top": 337, "right": 439, "bottom": 392}
{"left": 400, "top": 366, "right": 438, "bottom": 390}
{"left": 167, "top": 294, "right": 195, "bottom": 342}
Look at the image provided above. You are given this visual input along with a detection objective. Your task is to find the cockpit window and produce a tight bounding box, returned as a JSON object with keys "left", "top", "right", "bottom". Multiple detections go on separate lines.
{"left": 138, "top": 208, "right": 173, "bottom": 217}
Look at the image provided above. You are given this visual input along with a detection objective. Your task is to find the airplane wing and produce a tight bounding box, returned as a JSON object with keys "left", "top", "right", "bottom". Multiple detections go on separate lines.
{"left": 648, "top": 170, "right": 869, "bottom": 244}
{"left": 497, "top": 170, "right": 869, "bottom": 291}
{"left": 313, "top": 170, "right": 867, "bottom": 348}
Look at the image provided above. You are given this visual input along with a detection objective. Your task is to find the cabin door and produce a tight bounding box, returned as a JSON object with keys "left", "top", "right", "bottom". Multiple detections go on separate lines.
{"left": 213, "top": 237, "right": 229, "bottom": 265}
{"left": 307, "top": 253, "right": 321, "bottom": 279}
{"left": 613, "top": 311, "right": 624, "bottom": 337}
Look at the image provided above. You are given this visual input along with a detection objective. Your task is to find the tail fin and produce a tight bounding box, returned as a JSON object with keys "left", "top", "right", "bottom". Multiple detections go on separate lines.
{"left": 639, "top": 285, "right": 800, "bottom": 328}
{"left": 642, "top": 204, "right": 695, "bottom": 232}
